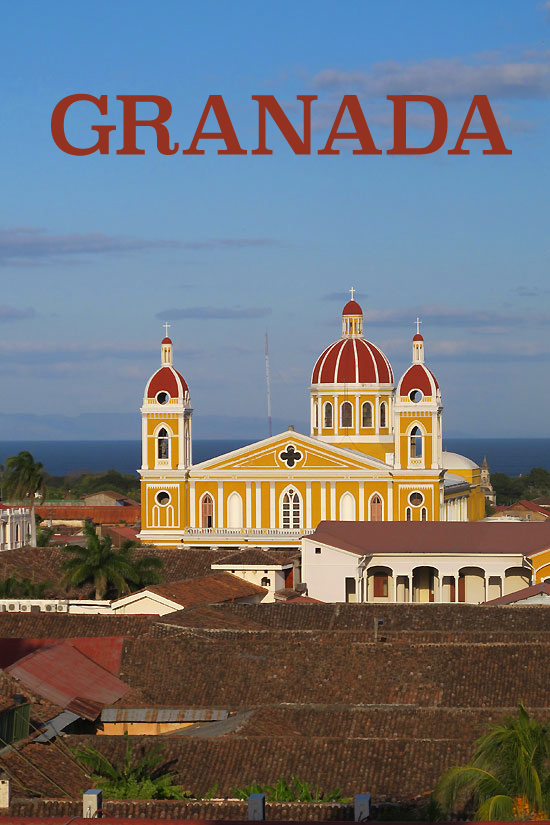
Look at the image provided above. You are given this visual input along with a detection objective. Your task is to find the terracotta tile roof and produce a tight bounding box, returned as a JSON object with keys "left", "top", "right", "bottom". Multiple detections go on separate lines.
{"left": 129, "top": 572, "right": 267, "bottom": 609}
{"left": 308, "top": 520, "right": 550, "bottom": 556}
{"left": 214, "top": 548, "right": 294, "bottom": 567}
{"left": 485, "top": 582, "right": 550, "bottom": 605}
{"left": 35, "top": 505, "right": 140, "bottom": 525}
{"left": 500, "top": 500, "right": 550, "bottom": 517}
{"left": 0, "top": 613, "right": 152, "bottom": 638}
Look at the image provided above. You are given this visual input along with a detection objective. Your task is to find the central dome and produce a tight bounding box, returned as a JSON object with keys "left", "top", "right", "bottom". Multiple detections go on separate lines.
{"left": 312, "top": 298, "right": 393, "bottom": 385}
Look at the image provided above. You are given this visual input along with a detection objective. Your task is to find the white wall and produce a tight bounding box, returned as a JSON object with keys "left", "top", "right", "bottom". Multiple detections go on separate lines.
{"left": 302, "top": 539, "right": 360, "bottom": 602}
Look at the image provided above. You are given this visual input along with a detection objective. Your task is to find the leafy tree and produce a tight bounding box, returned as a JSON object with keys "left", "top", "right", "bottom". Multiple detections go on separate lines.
{"left": 233, "top": 776, "right": 349, "bottom": 802}
{"left": 0, "top": 575, "right": 51, "bottom": 598}
{"left": 3, "top": 451, "right": 46, "bottom": 544}
{"left": 73, "top": 734, "right": 189, "bottom": 800}
{"left": 120, "top": 540, "right": 163, "bottom": 590}
{"left": 61, "top": 523, "right": 163, "bottom": 599}
{"left": 435, "top": 703, "right": 550, "bottom": 820}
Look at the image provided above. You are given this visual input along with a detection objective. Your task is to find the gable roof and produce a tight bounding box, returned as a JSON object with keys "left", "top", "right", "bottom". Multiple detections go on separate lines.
{"left": 113, "top": 572, "right": 267, "bottom": 610}
{"left": 485, "top": 582, "right": 550, "bottom": 605}
{"left": 214, "top": 548, "right": 294, "bottom": 568}
{"left": 500, "top": 500, "right": 550, "bottom": 517}
{"left": 306, "top": 520, "right": 550, "bottom": 557}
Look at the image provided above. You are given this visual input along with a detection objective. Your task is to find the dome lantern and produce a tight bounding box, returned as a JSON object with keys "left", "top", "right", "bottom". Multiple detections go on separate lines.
{"left": 412, "top": 317, "right": 424, "bottom": 364}
{"left": 341, "top": 287, "right": 363, "bottom": 338}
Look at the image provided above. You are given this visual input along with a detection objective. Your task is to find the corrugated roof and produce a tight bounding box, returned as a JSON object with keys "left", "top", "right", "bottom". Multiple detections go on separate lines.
{"left": 101, "top": 707, "right": 228, "bottom": 722}
{"left": 6, "top": 641, "right": 129, "bottom": 720}
{"left": 307, "top": 520, "right": 550, "bottom": 557}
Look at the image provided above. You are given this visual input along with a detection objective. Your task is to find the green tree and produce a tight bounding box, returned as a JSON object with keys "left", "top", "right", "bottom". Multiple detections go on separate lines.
{"left": 233, "top": 776, "right": 349, "bottom": 802}
{"left": 120, "top": 540, "right": 163, "bottom": 590}
{"left": 435, "top": 704, "right": 550, "bottom": 820}
{"left": 73, "top": 735, "right": 188, "bottom": 800}
{"left": 0, "top": 575, "right": 51, "bottom": 598}
{"left": 61, "top": 523, "right": 162, "bottom": 599}
{"left": 3, "top": 451, "right": 46, "bottom": 543}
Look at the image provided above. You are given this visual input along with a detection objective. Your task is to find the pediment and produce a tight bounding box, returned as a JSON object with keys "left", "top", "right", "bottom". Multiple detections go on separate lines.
{"left": 191, "top": 431, "right": 388, "bottom": 472}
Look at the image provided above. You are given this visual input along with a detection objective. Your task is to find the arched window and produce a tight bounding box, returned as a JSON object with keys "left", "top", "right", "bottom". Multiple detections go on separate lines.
{"left": 406, "top": 507, "right": 412, "bottom": 521}
{"left": 227, "top": 492, "right": 243, "bottom": 529}
{"left": 201, "top": 494, "right": 214, "bottom": 528}
{"left": 261, "top": 576, "right": 271, "bottom": 587}
{"left": 314, "top": 402, "right": 319, "bottom": 429}
{"left": 380, "top": 402, "right": 387, "bottom": 428}
{"left": 324, "top": 402, "right": 333, "bottom": 428}
{"left": 362, "top": 402, "right": 373, "bottom": 428}
{"left": 340, "top": 492, "right": 355, "bottom": 521}
{"left": 370, "top": 494, "right": 383, "bottom": 522}
{"left": 341, "top": 401, "right": 353, "bottom": 428}
{"left": 421, "top": 507, "right": 428, "bottom": 521}
{"left": 410, "top": 426, "right": 423, "bottom": 458}
{"left": 157, "top": 427, "right": 169, "bottom": 459}
{"left": 282, "top": 488, "right": 301, "bottom": 529}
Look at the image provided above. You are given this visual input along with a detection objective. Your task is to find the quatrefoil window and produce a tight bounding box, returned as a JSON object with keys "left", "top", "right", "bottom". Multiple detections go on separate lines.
{"left": 280, "top": 445, "right": 303, "bottom": 468}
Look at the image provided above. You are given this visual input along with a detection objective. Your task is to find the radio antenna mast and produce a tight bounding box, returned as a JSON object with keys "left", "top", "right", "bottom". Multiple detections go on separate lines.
{"left": 265, "top": 332, "right": 272, "bottom": 437}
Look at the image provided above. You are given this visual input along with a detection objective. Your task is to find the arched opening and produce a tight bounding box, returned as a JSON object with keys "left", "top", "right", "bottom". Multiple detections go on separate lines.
{"left": 314, "top": 402, "right": 319, "bottom": 429}
{"left": 156, "top": 426, "right": 170, "bottom": 460}
{"left": 406, "top": 506, "right": 412, "bottom": 521}
{"left": 339, "top": 491, "right": 355, "bottom": 521}
{"left": 369, "top": 494, "right": 383, "bottom": 522}
{"left": 413, "top": 566, "right": 438, "bottom": 602}
{"left": 341, "top": 401, "right": 353, "bottom": 428}
{"left": 410, "top": 426, "right": 423, "bottom": 458}
{"left": 362, "top": 402, "right": 373, "bottom": 428}
{"left": 458, "top": 566, "right": 485, "bottom": 603}
{"left": 281, "top": 488, "right": 301, "bottom": 529}
{"left": 227, "top": 492, "right": 243, "bottom": 529}
{"left": 504, "top": 566, "right": 530, "bottom": 596}
{"left": 380, "top": 402, "right": 387, "bottom": 428}
{"left": 201, "top": 494, "right": 214, "bottom": 528}
{"left": 261, "top": 576, "right": 271, "bottom": 587}
{"left": 421, "top": 506, "right": 428, "bottom": 521}
{"left": 367, "top": 566, "right": 393, "bottom": 601}
{"left": 324, "top": 401, "right": 333, "bottom": 428}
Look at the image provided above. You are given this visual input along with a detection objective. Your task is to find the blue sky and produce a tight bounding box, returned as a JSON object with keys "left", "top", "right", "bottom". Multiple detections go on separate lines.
{"left": 0, "top": 0, "right": 549, "bottom": 438}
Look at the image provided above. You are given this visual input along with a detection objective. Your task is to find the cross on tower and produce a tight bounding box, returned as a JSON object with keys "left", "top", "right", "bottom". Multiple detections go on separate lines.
{"left": 163, "top": 322, "right": 171, "bottom": 338}
{"left": 415, "top": 317, "right": 422, "bottom": 335}
{"left": 349, "top": 287, "right": 356, "bottom": 301}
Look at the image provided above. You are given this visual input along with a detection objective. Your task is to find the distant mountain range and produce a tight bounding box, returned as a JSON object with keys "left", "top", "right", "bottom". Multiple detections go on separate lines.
{"left": 0, "top": 413, "right": 308, "bottom": 441}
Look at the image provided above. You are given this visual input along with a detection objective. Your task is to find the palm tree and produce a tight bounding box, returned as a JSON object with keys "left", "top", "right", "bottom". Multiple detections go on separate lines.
{"left": 435, "top": 704, "right": 550, "bottom": 820}
{"left": 73, "top": 734, "right": 188, "bottom": 799}
{"left": 119, "top": 540, "right": 163, "bottom": 590}
{"left": 3, "top": 451, "right": 46, "bottom": 545}
{"left": 0, "top": 575, "right": 51, "bottom": 598}
{"left": 61, "top": 522, "right": 139, "bottom": 600}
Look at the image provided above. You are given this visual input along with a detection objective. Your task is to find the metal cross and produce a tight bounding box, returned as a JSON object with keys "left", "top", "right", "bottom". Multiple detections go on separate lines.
{"left": 163, "top": 322, "right": 171, "bottom": 337}
{"left": 415, "top": 317, "right": 422, "bottom": 335}
{"left": 349, "top": 287, "right": 356, "bottom": 301}
{"left": 280, "top": 445, "right": 303, "bottom": 468}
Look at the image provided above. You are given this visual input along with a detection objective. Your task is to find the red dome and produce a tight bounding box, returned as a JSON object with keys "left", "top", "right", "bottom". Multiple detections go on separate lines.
{"left": 399, "top": 363, "right": 439, "bottom": 397}
{"left": 413, "top": 333, "right": 424, "bottom": 341}
{"left": 342, "top": 299, "right": 362, "bottom": 316}
{"left": 312, "top": 338, "right": 393, "bottom": 384}
{"left": 162, "top": 336, "right": 172, "bottom": 344}
{"left": 146, "top": 366, "right": 188, "bottom": 399}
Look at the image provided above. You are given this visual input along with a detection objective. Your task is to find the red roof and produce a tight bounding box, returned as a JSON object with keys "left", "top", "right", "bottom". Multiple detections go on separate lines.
{"left": 342, "top": 299, "right": 362, "bottom": 315}
{"left": 399, "top": 362, "right": 439, "bottom": 396}
{"left": 35, "top": 505, "right": 140, "bottom": 524}
{"left": 312, "top": 338, "right": 393, "bottom": 384}
{"left": 116, "top": 572, "right": 267, "bottom": 610}
{"left": 413, "top": 333, "right": 424, "bottom": 341}
{"left": 146, "top": 365, "right": 188, "bottom": 399}
{"left": 5, "top": 640, "right": 129, "bottom": 719}
{"left": 485, "top": 582, "right": 550, "bottom": 605}
{"left": 505, "top": 500, "right": 550, "bottom": 516}
{"left": 162, "top": 336, "right": 172, "bottom": 344}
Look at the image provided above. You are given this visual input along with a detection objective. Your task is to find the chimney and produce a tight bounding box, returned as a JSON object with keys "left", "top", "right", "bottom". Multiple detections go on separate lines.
{"left": 83, "top": 789, "right": 102, "bottom": 818}
{"left": 0, "top": 775, "right": 10, "bottom": 809}
{"left": 248, "top": 793, "right": 265, "bottom": 820}
{"left": 354, "top": 793, "right": 371, "bottom": 821}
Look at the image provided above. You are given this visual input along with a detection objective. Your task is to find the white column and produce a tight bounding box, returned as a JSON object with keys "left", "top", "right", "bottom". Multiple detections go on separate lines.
{"left": 306, "top": 482, "right": 312, "bottom": 529}
{"left": 355, "top": 396, "right": 360, "bottom": 435}
{"left": 245, "top": 482, "right": 252, "bottom": 528}
{"left": 141, "top": 415, "right": 148, "bottom": 469}
{"left": 320, "top": 482, "right": 327, "bottom": 521}
{"left": 407, "top": 574, "right": 412, "bottom": 602}
{"left": 255, "top": 483, "right": 262, "bottom": 529}
{"left": 189, "top": 482, "right": 196, "bottom": 528}
{"left": 330, "top": 482, "right": 336, "bottom": 519}
{"left": 270, "top": 482, "right": 275, "bottom": 528}
{"left": 217, "top": 481, "right": 223, "bottom": 528}
{"left": 178, "top": 413, "right": 185, "bottom": 469}
{"left": 387, "top": 481, "right": 393, "bottom": 521}
{"left": 358, "top": 482, "right": 365, "bottom": 521}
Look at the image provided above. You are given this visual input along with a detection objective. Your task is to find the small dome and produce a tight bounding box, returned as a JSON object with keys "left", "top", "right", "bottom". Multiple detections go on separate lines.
{"left": 312, "top": 338, "right": 393, "bottom": 385}
{"left": 162, "top": 336, "right": 172, "bottom": 344}
{"left": 342, "top": 299, "right": 362, "bottom": 316}
{"left": 413, "top": 333, "right": 424, "bottom": 342}
{"left": 146, "top": 366, "right": 188, "bottom": 399}
{"left": 398, "top": 363, "right": 439, "bottom": 397}
{"left": 442, "top": 451, "right": 479, "bottom": 470}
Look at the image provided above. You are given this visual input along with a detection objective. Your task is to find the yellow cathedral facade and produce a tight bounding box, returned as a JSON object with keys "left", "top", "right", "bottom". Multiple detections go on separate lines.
{"left": 139, "top": 297, "right": 485, "bottom": 549}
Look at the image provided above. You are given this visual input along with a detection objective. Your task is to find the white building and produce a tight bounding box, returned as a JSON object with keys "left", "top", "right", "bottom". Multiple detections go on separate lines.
{"left": 301, "top": 521, "right": 550, "bottom": 604}
{"left": 0, "top": 505, "right": 34, "bottom": 551}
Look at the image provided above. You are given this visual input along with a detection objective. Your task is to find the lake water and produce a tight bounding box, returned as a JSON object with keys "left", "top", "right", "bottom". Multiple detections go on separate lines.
{"left": 0, "top": 438, "right": 549, "bottom": 478}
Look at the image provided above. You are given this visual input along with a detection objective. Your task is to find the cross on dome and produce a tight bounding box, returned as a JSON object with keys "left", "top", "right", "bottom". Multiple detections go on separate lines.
{"left": 163, "top": 322, "right": 171, "bottom": 338}
{"left": 349, "top": 286, "right": 356, "bottom": 301}
{"left": 415, "top": 317, "right": 422, "bottom": 336}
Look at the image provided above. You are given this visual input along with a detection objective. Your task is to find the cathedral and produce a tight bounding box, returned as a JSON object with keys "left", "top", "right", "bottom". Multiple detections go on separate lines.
{"left": 138, "top": 296, "right": 485, "bottom": 548}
